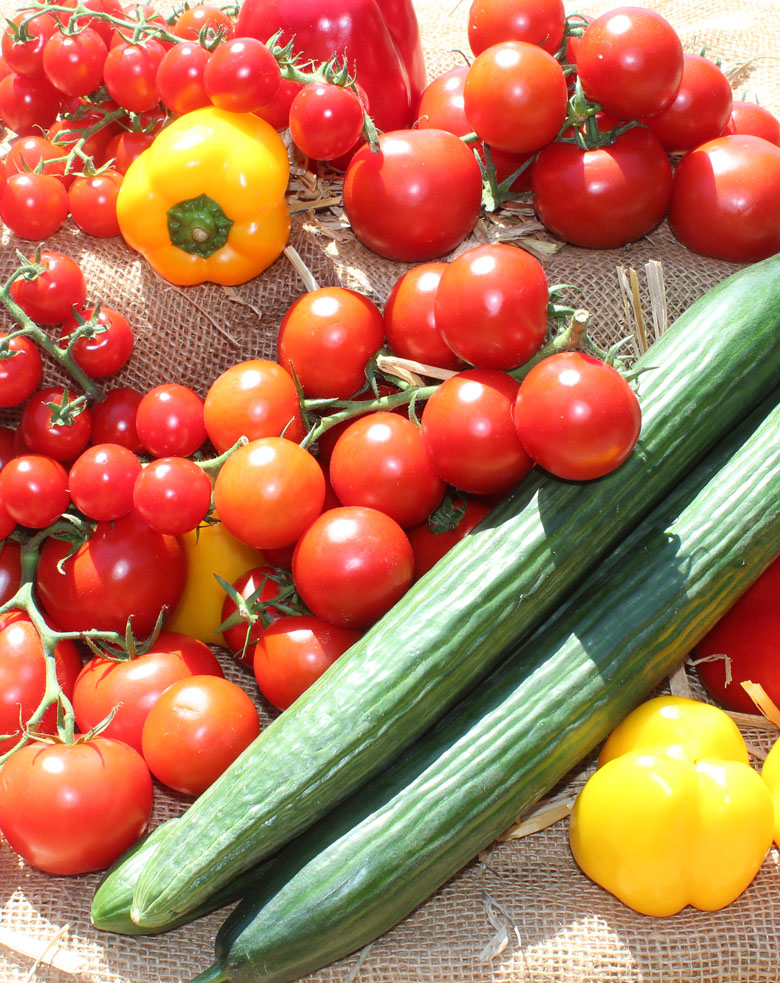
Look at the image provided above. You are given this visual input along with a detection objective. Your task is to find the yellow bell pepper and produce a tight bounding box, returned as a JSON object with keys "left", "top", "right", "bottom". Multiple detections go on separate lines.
{"left": 116, "top": 107, "right": 291, "bottom": 286}
{"left": 760, "top": 738, "right": 780, "bottom": 847}
{"left": 569, "top": 695, "right": 774, "bottom": 917}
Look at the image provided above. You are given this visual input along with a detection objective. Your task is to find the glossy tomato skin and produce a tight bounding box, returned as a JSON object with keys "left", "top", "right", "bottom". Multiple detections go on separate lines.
{"left": 20, "top": 386, "right": 92, "bottom": 463}
{"left": 531, "top": 124, "right": 673, "bottom": 249}
{"left": 575, "top": 6, "right": 683, "bottom": 121}
{"left": 0, "top": 540, "right": 22, "bottom": 606}
{"left": 0, "top": 454, "right": 71, "bottom": 528}
{"left": 467, "top": 0, "right": 565, "bottom": 55}
{"left": 141, "top": 675, "right": 260, "bottom": 796}
{"left": 696, "top": 554, "right": 780, "bottom": 714}
{"left": 35, "top": 511, "right": 188, "bottom": 638}
{"left": 221, "top": 565, "right": 286, "bottom": 664}
{"left": 72, "top": 631, "right": 223, "bottom": 753}
{"left": 513, "top": 352, "right": 641, "bottom": 481}
{"left": 343, "top": 128, "right": 483, "bottom": 262}
{"left": 415, "top": 65, "right": 471, "bottom": 136}
{"left": 292, "top": 506, "right": 414, "bottom": 628}
{"left": 0, "top": 737, "right": 153, "bottom": 875}
{"left": 668, "top": 134, "right": 780, "bottom": 263}
{"left": 253, "top": 614, "right": 363, "bottom": 710}
{"left": 433, "top": 242, "right": 549, "bottom": 370}
{"left": 407, "top": 496, "right": 492, "bottom": 580}
{"left": 9, "top": 250, "right": 86, "bottom": 324}
{"left": 724, "top": 101, "right": 780, "bottom": 147}
{"left": 0, "top": 333, "right": 42, "bottom": 407}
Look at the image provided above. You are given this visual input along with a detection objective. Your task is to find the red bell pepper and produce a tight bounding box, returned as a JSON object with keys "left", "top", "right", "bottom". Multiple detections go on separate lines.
{"left": 234, "top": 0, "right": 427, "bottom": 133}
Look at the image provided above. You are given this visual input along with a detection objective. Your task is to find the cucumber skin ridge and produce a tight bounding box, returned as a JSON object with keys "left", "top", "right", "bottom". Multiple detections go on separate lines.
{"left": 200, "top": 392, "right": 780, "bottom": 983}
{"left": 128, "top": 253, "right": 780, "bottom": 932}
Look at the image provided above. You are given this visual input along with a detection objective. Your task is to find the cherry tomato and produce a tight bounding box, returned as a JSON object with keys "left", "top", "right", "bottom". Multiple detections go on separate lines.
{"left": 254, "top": 76, "right": 302, "bottom": 130}
{"left": 420, "top": 368, "right": 533, "bottom": 495}
{"left": 0, "top": 491, "right": 16, "bottom": 539}
{"left": 220, "top": 565, "right": 286, "bottom": 664}
{"left": 415, "top": 65, "right": 471, "bottom": 136}
{"left": 89, "top": 386, "right": 144, "bottom": 451}
{"left": 0, "top": 72, "right": 61, "bottom": 134}
{"left": 292, "top": 506, "right": 414, "bottom": 628}
{"left": 0, "top": 333, "right": 42, "bottom": 407}
{"left": 513, "top": 352, "right": 641, "bottom": 481}
{"left": 20, "top": 386, "right": 92, "bottom": 463}
{"left": 67, "top": 169, "right": 124, "bottom": 237}
{"left": 4, "top": 133, "right": 71, "bottom": 187}
{"left": 156, "top": 39, "right": 211, "bottom": 114}
{"left": 203, "top": 358, "right": 305, "bottom": 453}
{"left": 135, "top": 382, "right": 207, "bottom": 458}
{"left": 668, "top": 134, "right": 780, "bottom": 263}
{"left": 71, "top": 0, "right": 125, "bottom": 48}
{"left": 0, "top": 171, "right": 69, "bottom": 239}
{"left": 0, "top": 427, "right": 16, "bottom": 471}
{"left": 103, "top": 125, "right": 158, "bottom": 174}
{"left": 531, "top": 122, "right": 673, "bottom": 249}
{"left": 0, "top": 540, "right": 21, "bottom": 606}
{"left": 35, "top": 511, "right": 188, "bottom": 638}
{"left": 59, "top": 305, "right": 134, "bottom": 378}
{"left": 383, "top": 263, "right": 464, "bottom": 371}
{"left": 696, "top": 554, "right": 780, "bottom": 714}
{"left": 203, "top": 36, "right": 280, "bottom": 113}
{"left": 174, "top": 4, "right": 234, "bottom": 41}
{"left": 0, "top": 454, "right": 70, "bottom": 528}
{"left": 289, "top": 82, "right": 365, "bottom": 161}
{"left": 434, "top": 243, "right": 549, "bottom": 370}
{"left": 463, "top": 41, "right": 568, "bottom": 153}
{"left": 141, "top": 674, "right": 260, "bottom": 796}
{"left": 42, "top": 26, "right": 108, "bottom": 96}
{"left": 1, "top": 11, "right": 58, "bottom": 77}
{"left": 0, "top": 618, "right": 82, "bottom": 754}
{"left": 102, "top": 38, "right": 166, "bottom": 112}
{"left": 643, "top": 53, "right": 733, "bottom": 154}
{"left": 343, "top": 128, "right": 483, "bottom": 262}
{"left": 47, "top": 102, "right": 116, "bottom": 165}
{"left": 575, "top": 7, "right": 684, "bottom": 120}
{"left": 9, "top": 250, "right": 87, "bottom": 325}
{"left": 329, "top": 412, "right": 446, "bottom": 528}
{"left": 253, "top": 614, "right": 363, "bottom": 710}
{"left": 68, "top": 442, "right": 141, "bottom": 521}
{"left": 407, "top": 496, "right": 492, "bottom": 580}
{"left": 468, "top": 0, "right": 565, "bottom": 56}
{"left": 277, "top": 287, "right": 385, "bottom": 399}
{"left": 0, "top": 737, "right": 153, "bottom": 875}
{"left": 214, "top": 437, "right": 326, "bottom": 550}
{"left": 72, "top": 630, "right": 223, "bottom": 753}
{"left": 724, "top": 101, "right": 780, "bottom": 146}
{"left": 133, "top": 456, "right": 213, "bottom": 534}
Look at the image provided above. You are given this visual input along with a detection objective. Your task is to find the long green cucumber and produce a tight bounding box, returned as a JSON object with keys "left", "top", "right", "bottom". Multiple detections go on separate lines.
{"left": 126, "top": 253, "right": 780, "bottom": 932}
{"left": 193, "top": 391, "right": 780, "bottom": 983}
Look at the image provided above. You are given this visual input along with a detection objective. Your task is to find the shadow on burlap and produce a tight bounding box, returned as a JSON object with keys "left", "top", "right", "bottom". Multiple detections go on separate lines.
{"left": 1, "top": 0, "right": 779, "bottom": 980}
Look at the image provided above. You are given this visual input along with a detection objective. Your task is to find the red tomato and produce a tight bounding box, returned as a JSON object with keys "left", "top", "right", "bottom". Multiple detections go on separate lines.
{"left": 34, "top": 511, "right": 187, "bottom": 638}
{"left": 724, "top": 100, "right": 780, "bottom": 147}
{"left": 643, "top": 53, "right": 733, "bottom": 154}
{"left": 4, "top": 134, "right": 71, "bottom": 187}
{"left": 513, "top": 352, "right": 641, "bottom": 481}
{"left": 531, "top": 123, "right": 673, "bottom": 249}
{"left": 220, "top": 565, "right": 287, "bottom": 663}
{"left": 254, "top": 76, "right": 302, "bottom": 130}
{"left": 67, "top": 169, "right": 124, "bottom": 238}
{"left": 68, "top": 442, "right": 141, "bottom": 521}
{"left": 342, "top": 128, "right": 483, "bottom": 262}
{"left": 253, "top": 614, "right": 363, "bottom": 710}
{"left": 329, "top": 412, "right": 446, "bottom": 528}
{"left": 20, "top": 386, "right": 92, "bottom": 463}
{"left": 420, "top": 368, "right": 532, "bottom": 495}
{"left": 277, "top": 287, "right": 385, "bottom": 399}
{"left": 433, "top": 242, "right": 549, "bottom": 370}
{"left": 0, "top": 539, "right": 21, "bottom": 606}
{"left": 668, "top": 134, "right": 780, "bottom": 263}
{"left": 289, "top": 82, "right": 365, "bottom": 161}
{"left": 90, "top": 386, "right": 144, "bottom": 452}
{"left": 1, "top": 11, "right": 58, "bottom": 77}
{"left": 133, "top": 456, "right": 213, "bottom": 535}
{"left": 0, "top": 619, "right": 82, "bottom": 754}
{"left": 415, "top": 66, "right": 471, "bottom": 136}
{"left": 203, "top": 36, "right": 280, "bottom": 113}
{"left": 0, "top": 454, "right": 70, "bottom": 528}
{"left": 9, "top": 250, "right": 87, "bottom": 325}
{"left": 468, "top": 0, "right": 565, "bottom": 56}
{"left": 0, "top": 72, "right": 61, "bottom": 135}
{"left": 463, "top": 41, "right": 568, "bottom": 154}
{"left": 0, "top": 333, "right": 42, "bottom": 407}
{"left": 0, "top": 737, "right": 153, "bottom": 875}
{"left": 156, "top": 40, "right": 211, "bottom": 115}
{"left": 204, "top": 358, "right": 305, "bottom": 453}
{"left": 292, "top": 506, "right": 414, "bottom": 628}
{"left": 383, "top": 262, "right": 464, "bottom": 371}
{"left": 407, "top": 496, "right": 492, "bottom": 580}
{"left": 696, "top": 554, "right": 780, "bottom": 714}
{"left": 42, "top": 26, "right": 108, "bottom": 96}
{"left": 174, "top": 3, "right": 234, "bottom": 40}
{"left": 141, "top": 675, "right": 260, "bottom": 796}
{"left": 0, "top": 171, "right": 69, "bottom": 240}
{"left": 575, "top": 7, "right": 683, "bottom": 120}
{"left": 214, "top": 437, "right": 326, "bottom": 550}
{"left": 72, "top": 631, "right": 223, "bottom": 753}
{"left": 135, "top": 383, "right": 207, "bottom": 458}
{"left": 102, "top": 38, "right": 166, "bottom": 112}
{"left": 59, "top": 305, "right": 134, "bottom": 378}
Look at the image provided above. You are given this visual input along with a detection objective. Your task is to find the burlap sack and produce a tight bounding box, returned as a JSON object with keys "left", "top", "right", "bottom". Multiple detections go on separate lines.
{"left": 1, "top": 0, "right": 779, "bottom": 980}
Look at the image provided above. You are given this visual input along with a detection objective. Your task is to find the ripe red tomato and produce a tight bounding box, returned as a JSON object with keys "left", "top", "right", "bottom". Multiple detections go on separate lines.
{"left": 531, "top": 123, "right": 673, "bottom": 249}
{"left": 292, "top": 506, "right": 414, "bottom": 628}
{"left": 0, "top": 171, "right": 69, "bottom": 240}
{"left": 156, "top": 39, "right": 211, "bottom": 115}
{"left": 329, "top": 411, "right": 446, "bottom": 528}
{"left": 20, "top": 386, "right": 92, "bottom": 463}
{"left": 277, "top": 286, "right": 385, "bottom": 399}
{"left": 575, "top": 7, "right": 684, "bottom": 120}
{"left": 35, "top": 511, "right": 188, "bottom": 638}
{"left": 420, "top": 368, "right": 532, "bottom": 496}
{"left": 415, "top": 66, "right": 471, "bottom": 137}
{"left": 1, "top": 11, "right": 58, "bottom": 77}
{"left": 68, "top": 442, "right": 141, "bottom": 521}
{"left": 383, "top": 263, "right": 465, "bottom": 371}
{"left": 9, "top": 250, "right": 87, "bottom": 325}
{"left": 342, "top": 128, "right": 483, "bottom": 262}
{"left": 668, "top": 134, "right": 780, "bottom": 263}
{"left": 102, "top": 38, "right": 166, "bottom": 112}
{"left": 407, "top": 496, "right": 492, "bottom": 580}
{"left": 135, "top": 382, "right": 207, "bottom": 458}
{"left": 0, "top": 72, "right": 61, "bottom": 135}
{"left": 724, "top": 101, "right": 780, "bottom": 146}
{"left": 696, "top": 554, "right": 780, "bottom": 714}
{"left": 59, "top": 305, "right": 134, "bottom": 378}
{"left": 42, "top": 26, "right": 108, "bottom": 96}
{"left": 214, "top": 437, "right": 326, "bottom": 550}
{"left": 141, "top": 675, "right": 260, "bottom": 796}
{"left": 0, "top": 333, "right": 42, "bottom": 407}
{"left": 204, "top": 358, "right": 305, "bottom": 453}
{"left": 89, "top": 386, "right": 144, "bottom": 451}
{"left": 67, "top": 169, "right": 124, "bottom": 238}
{"left": 72, "top": 631, "right": 223, "bottom": 753}
{"left": 0, "top": 453, "right": 71, "bottom": 528}
{"left": 463, "top": 41, "right": 568, "bottom": 154}
{"left": 253, "top": 614, "right": 363, "bottom": 710}
{"left": 4, "top": 134, "right": 71, "bottom": 187}
{"left": 0, "top": 737, "right": 153, "bottom": 875}
{"left": 220, "top": 565, "right": 286, "bottom": 663}
{"left": 288, "top": 82, "right": 365, "bottom": 161}
{"left": 468, "top": 0, "right": 565, "bottom": 56}
{"left": 203, "top": 36, "right": 280, "bottom": 113}
{"left": 0, "top": 540, "right": 21, "bottom": 606}
{"left": 174, "top": 3, "right": 234, "bottom": 40}
{"left": 513, "top": 352, "right": 641, "bottom": 481}
{"left": 433, "top": 242, "right": 549, "bottom": 370}
{"left": 133, "top": 456, "right": 213, "bottom": 535}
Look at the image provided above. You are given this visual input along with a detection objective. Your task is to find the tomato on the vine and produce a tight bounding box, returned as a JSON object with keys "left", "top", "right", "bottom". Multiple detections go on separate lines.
{"left": 89, "top": 387, "right": 144, "bottom": 451}
{"left": 135, "top": 383, "right": 207, "bottom": 458}
{"left": 220, "top": 565, "right": 286, "bottom": 664}
{"left": 67, "top": 169, "right": 124, "bottom": 238}
{"left": 467, "top": 0, "right": 565, "bottom": 56}
{"left": 4, "top": 133, "right": 71, "bottom": 187}
{"left": 203, "top": 36, "right": 281, "bottom": 113}
{"left": 102, "top": 38, "right": 166, "bottom": 113}
{"left": 0, "top": 171, "right": 69, "bottom": 239}
{"left": 174, "top": 4, "right": 234, "bottom": 41}
{"left": 68, "top": 442, "right": 141, "bottom": 521}
{"left": 0, "top": 454, "right": 71, "bottom": 528}
{"left": 20, "top": 386, "right": 92, "bottom": 463}
{"left": 0, "top": 72, "right": 61, "bottom": 134}
{"left": 10, "top": 250, "right": 87, "bottom": 325}
{"left": 288, "top": 82, "right": 365, "bottom": 161}
{"left": 1, "top": 11, "right": 58, "bottom": 77}
{"left": 0, "top": 333, "right": 42, "bottom": 408}
{"left": 156, "top": 40, "right": 212, "bottom": 115}
{"left": 407, "top": 496, "right": 493, "bottom": 580}
{"left": 415, "top": 65, "right": 470, "bottom": 136}
{"left": 41, "top": 26, "right": 108, "bottom": 97}
{"left": 59, "top": 305, "right": 134, "bottom": 378}
{"left": 133, "top": 456, "right": 213, "bottom": 534}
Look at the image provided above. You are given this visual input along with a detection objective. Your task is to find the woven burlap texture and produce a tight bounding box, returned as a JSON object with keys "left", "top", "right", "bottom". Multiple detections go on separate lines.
{"left": 1, "top": 0, "right": 779, "bottom": 980}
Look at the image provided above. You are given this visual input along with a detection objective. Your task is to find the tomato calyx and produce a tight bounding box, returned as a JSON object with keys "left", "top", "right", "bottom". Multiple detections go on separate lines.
{"left": 425, "top": 491, "right": 468, "bottom": 535}
{"left": 215, "top": 566, "right": 305, "bottom": 662}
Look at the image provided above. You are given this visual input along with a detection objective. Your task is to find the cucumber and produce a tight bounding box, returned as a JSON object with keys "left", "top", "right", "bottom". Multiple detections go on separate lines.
{"left": 125, "top": 253, "right": 780, "bottom": 932}
{"left": 193, "top": 390, "right": 780, "bottom": 983}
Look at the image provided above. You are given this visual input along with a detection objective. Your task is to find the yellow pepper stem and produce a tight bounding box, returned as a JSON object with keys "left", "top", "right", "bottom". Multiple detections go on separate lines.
{"left": 166, "top": 193, "right": 234, "bottom": 258}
